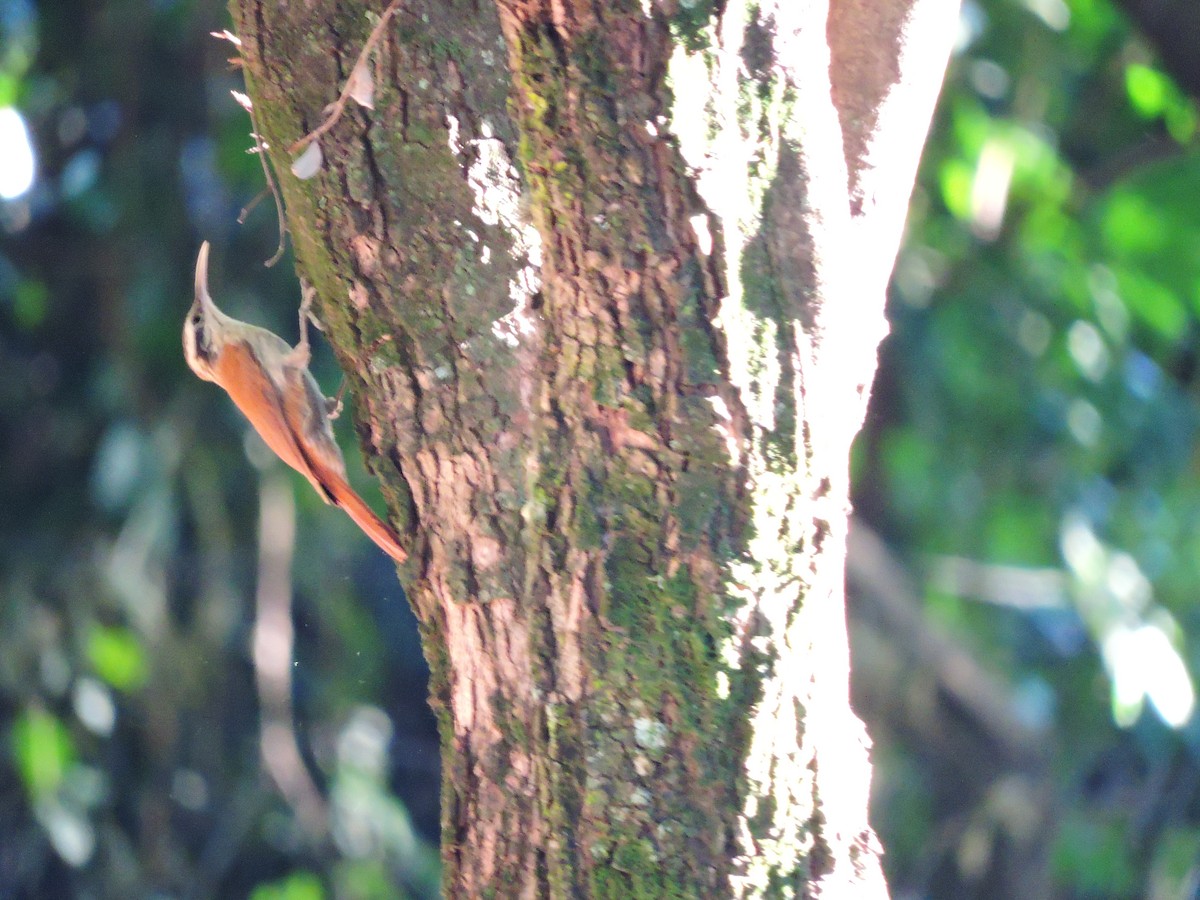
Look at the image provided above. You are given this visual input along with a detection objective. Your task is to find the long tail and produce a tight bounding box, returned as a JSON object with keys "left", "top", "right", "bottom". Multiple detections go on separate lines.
{"left": 328, "top": 479, "right": 408, "bottom": 563}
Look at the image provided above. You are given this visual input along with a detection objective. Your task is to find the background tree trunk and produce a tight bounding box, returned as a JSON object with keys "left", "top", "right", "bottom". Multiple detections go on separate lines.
{"left": 231, "top": 0, "right": 956, "bottom": 893}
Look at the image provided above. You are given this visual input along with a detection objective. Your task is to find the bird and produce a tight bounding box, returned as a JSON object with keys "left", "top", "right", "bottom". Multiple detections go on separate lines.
{"left": 183, "top": 241, "right": 407, "bottom": 563}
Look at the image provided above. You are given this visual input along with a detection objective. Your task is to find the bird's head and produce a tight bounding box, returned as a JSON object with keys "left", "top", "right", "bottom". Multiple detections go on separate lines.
{"left": 182, "top": 241, "right": 227, "bottom": 383}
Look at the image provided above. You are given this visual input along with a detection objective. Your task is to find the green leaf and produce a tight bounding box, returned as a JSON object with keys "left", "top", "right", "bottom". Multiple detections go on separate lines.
{"left": 250, "top": 872, "right": 326, "bottom": 900}
{"left": 1125, "top": 64, "right": 1170, "bottom": 118}
{"left": 939, "top": 158, "right": 974, "bottom": 221}
{"left": 13, "top": 280, "right": 48, "bottom": 330}
{"left": 11, "top": 708, "right": 76, "bottom": 799}
{"left": 1100, "top": 191, "right": 1169, "bottom": 256}
{"left": 1115, "top": 270, "right": 1187, "bottom": 341}
{"left": 0, "top": 76, "right": 17, "bottom": 108}
{"left": 1164, "top": 99, "right": 1197, "bottom": 144}
{"left": 333, "top": 860, "right": 403, "bottom": 900}
{"left": 86, "top": 626, "right": 147, "bottom": 691}
{"left": 1065, "top": 0, "right": 1122, "bottom": 44}
{"left": 881, "top": 428, "right": 937, "bottom": 518}
{"left": 1150, "top": 828, "right": 1200, "bottom": 893}
{"left": 1123, "top": 64, "right": 1196, "bottom": 142}
{"left": 985, "top": 498, "right": 1054, "bottom": 564}
{"left": 950, "top": 98, "right": 990, "bottom": 157}
{"left": 1052, "top": 810, "right": 1138, "bottom": 894}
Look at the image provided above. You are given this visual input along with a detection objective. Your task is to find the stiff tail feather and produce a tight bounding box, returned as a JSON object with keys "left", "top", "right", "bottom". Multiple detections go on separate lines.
{"left": 330, "top": 479, "right": 407, "bottom": 564}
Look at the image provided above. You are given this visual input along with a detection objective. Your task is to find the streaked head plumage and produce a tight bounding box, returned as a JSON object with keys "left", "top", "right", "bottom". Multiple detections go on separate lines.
{"left": 183, "top": 241, "right": 221, "bottom": 382}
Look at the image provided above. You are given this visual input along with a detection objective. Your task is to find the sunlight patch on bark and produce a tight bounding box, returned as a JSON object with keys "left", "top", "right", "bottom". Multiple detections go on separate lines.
{"left": 666, "top": 6, "right": 783, "bottom": 433}
{"left": 445, "top": 114, "right": 541, "bottom": 351}
{"left": 848, "top": 0, "right": 959, "bottom": 297}
{"left": 666, "top": 2, "right": 891, "bottom": 893}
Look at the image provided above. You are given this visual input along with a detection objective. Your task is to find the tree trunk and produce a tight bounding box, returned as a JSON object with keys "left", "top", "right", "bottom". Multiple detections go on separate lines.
{"left": 230, "top": 0, "right": 956, "bottom": 894}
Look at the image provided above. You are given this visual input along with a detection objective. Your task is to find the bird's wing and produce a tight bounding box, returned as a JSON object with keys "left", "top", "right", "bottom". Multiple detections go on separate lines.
{"left": 213, "top": 340, "right": 331, "bottom": 500}
{"left": 285, "top": 365, "right": 348, "bottom": 480}
{"left": 278, "top": 365, "right": 407, "bottom": 562}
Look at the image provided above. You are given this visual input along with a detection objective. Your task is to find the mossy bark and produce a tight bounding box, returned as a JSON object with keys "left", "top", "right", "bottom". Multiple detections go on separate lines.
{"left": 230, "top": 0, "right": 954, "bottom": 895}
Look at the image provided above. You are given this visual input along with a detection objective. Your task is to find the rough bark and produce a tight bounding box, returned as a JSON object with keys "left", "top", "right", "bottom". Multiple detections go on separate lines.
{"left": 229, "top": 0, "right": 956, "bottom": 895}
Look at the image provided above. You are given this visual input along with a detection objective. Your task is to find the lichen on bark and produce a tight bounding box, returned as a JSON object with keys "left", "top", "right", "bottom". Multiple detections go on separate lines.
{"left": 231, "top": 0, "right": 955, "bottom": 894}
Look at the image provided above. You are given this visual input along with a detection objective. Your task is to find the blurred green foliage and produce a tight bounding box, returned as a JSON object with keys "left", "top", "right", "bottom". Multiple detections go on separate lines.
{"left": 856, "top": 0, "right": 1200, "bottom": 893}
{"left": 2, "top": 0, "right": 1200, "bottom": 895}
{"left": 12, "top": 707, "right": 75, "bottom": 801}
{"left": 250, "top": 871, "right": 325, "bottom": 900}
{"left": 86, "top": 625, "right": 147, "bottom": 691}
{"left": 0, "top": 0, "right": 438, "bottom": 895}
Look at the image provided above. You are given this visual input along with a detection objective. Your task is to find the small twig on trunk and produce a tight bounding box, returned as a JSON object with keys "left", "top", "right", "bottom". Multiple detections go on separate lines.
{"left": 247, "top": 104, "right": 287, "bottom": 267}
{"left": 288, "top": 0, "right": 405, "bottom": 155}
